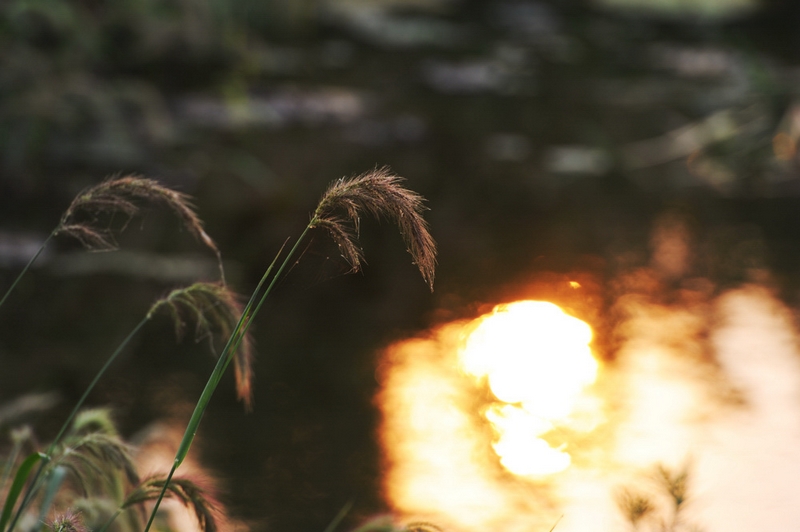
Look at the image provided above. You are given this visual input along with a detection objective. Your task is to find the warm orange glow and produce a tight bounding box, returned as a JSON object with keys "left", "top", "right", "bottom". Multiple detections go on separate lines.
{"left": 378, "top": 300, "right": 603, "bottom": 530}
{"left": 380, "top": 284, "right": 800, "bottom": 532}
{"left": 378, "top": 327, "right": 548, "bottom": 531}
{"left": 460, "top": 301, "right": 599, "bottom": 476}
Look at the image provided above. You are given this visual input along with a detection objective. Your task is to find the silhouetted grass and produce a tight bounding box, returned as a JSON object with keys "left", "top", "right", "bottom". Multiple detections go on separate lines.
{"left": 0, "top": 176, "right": 224, "bottom": 311}
{"left": 0, "top": 168, "right": 437, "bottom": 532}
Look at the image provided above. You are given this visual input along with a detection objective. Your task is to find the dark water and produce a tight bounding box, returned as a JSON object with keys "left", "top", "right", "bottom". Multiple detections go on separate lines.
{"left": 2, "top": 1, "right": 800, "bottom": 530}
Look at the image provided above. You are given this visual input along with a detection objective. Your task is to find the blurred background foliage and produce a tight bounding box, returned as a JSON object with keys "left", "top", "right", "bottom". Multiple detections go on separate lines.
{"left": 3, "top": 0, "right": 800, "bottom": 530}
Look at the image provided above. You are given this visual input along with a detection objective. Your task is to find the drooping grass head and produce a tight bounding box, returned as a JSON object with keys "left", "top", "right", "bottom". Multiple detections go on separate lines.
{"left": 55, "top": 176, "right": 224, "bottom": 281}
{"left": 147, "top": 282, "right": 254, "bottom": 409}
{"left": 122, "top": 476, "right": 220, "bottom": 532}
{"left": 310, "top": 168, "right": 437, "bottom": 291}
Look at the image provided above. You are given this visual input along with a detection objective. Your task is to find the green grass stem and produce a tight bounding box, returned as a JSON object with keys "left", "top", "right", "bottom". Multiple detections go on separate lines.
{"left": 0, "top": 453, "right": 42, "bottom": 532}
{"left": 50, "top": 315, "right": 151, "bottom": 454}
{"left": 5, "top": 314, "right": 151, "bottom": 532}
{"left": 142, "top": 171, "right": 436, "bottom": 532}
{"left": 0, "top": 431, "right": 29, "bottom": 494}
{"left": 141, "top": 463, "right": 177, "bottom": 532}
{"left": 322, "top": 500, "right": 354, "bottom": 532}
{"left": 143, "top": 237, "right": 296, "bottom": 532}
{"left": 97, "top": 508, "right": 123, "bottom": 532}
{"left": 0, "top": 232, "right": 54, "bottom": 311}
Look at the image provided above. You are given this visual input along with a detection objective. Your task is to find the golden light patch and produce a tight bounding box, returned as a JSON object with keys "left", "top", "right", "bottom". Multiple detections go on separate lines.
{"left": 460, "top": 301, "right": 599, "bottom": 476}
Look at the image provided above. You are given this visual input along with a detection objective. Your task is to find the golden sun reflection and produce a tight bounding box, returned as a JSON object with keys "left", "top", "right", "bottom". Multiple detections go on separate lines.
{"left": 378, "top": 300, "right": 604, "bottom": 531}
{"left": 460, "top": 301, "right": 599, "bottom": 477}
{"left": 380, "top": 286, "right": 800, "bottom": 532}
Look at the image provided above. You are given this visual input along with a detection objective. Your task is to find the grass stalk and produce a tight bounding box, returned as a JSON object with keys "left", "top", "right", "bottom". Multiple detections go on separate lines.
{"left": 97, "top": 508, "right": 122, "bottom": 532}
{"left": 0, "top": 232, "right": 55, "bottom": 311}
{"left": 0, "top": 453, "right": 42, "bottom": 532}
{"left": 140, "top": 455, "right": 178, "bottom": 532}
{"left": 5, "top": 315, "right": 151, "bottom": 532}
{"left": 322, "top": 500, "right": 354, "bottom": 532}
{"left": 143, "top": 170, "right": 437, "bottom": 532}
{"left": 142, "top": 239, "right": 295, "bottom": 532}
{"left": 0, "top": 430, "right": 30, "bottom": 494}
{"left": 50, "top": 315, "right": 151, "bottom": 454}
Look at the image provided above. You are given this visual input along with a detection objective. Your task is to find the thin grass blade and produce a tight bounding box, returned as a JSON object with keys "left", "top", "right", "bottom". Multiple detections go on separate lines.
{"left": 37, "top": 466, "right": 67, "bottom": 525}
{"left": 322, "top": 500, "right": 354, "bottom": 532}
{"left": 48, "top": 315, "right": 150, "bottom": 454}
{"left": 0, "top": 233, "right": 54, "bottom": 312}
{"left": 5, "top": 315, "right": 150, "bottom": 532}
{"left": 144, "top": 240, "right": 291, "bottom": 532}
{"left": 0, "top": 429, "right": 30, "bottom": 493}
{"left": 0, "top": 452, "right": 42, "bottom": 532}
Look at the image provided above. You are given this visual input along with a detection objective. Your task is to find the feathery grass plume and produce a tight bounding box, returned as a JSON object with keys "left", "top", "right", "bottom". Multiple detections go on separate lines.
{"left": 8, "top": 282, "right": 253, "bottom": 532}
{"left": 656, "top": 464, "right": 689, "bottom": 510}
{"left": 55, "top": 176, "right": 224, "bottom": 282}
{"left": 122, "top": 476, "right": 219, "bottom": 532}
{"left": 143, "top": 170, "right": 437, "bottom": 532}
{"left": 0, "top": 176, "right": 224, "bottom": 312}
{"left": 50, "top": 510, "right": 88, "bottom": 532}
{"left": 56, "top": 432, "right": 139, "bottom": 495}
{"left": 310, "top": 168, "right": 437, "bottom": 290}
{"left": 3, "top": 424, "right": 138, "bottom": 532}
{"left": 5, "top": 316, "right": 150, "bottom": 532}
{"left": 57, "top": 176, "right": 215, "bottom": 253}
{"left": 148, "top": 282, "right": 254, "bottom": 408}
{"left": 616, "top": 489, "right": 654, "bottom": 527}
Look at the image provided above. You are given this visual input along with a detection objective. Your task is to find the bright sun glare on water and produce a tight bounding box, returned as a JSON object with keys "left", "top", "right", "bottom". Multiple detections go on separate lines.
{"left": 378, "top": 298, "right": 607, "bottom": 531}
{"left": 381, "top": 287, "right": 800, "bottom": 532}
{"left": 459, "top": 301, "right": 599, "bottom": 477}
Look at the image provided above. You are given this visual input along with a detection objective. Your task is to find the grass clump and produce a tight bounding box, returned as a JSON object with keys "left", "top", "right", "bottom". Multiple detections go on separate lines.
{"left": 0, "top": 168, "right": 437, "bottom": 532}
{"left": 0, "top": 409, "right": 222, "bottom": 532}
{"left": 143, "top": 168, "right": 436, "bottom": 531}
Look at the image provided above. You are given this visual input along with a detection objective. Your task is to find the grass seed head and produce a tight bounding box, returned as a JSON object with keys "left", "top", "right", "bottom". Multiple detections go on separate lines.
{"left": 56, "top": 176, "right": 224, "bottom": 281}
{"left": 50, "top": 510, "right": 88, "bottom": 532}
{"left": 311, "top": 168, "right": 437, "bottom": 290}
{"left": 148, "top": 282, "right": 255, "bottom": 409}
{"left": 616, "top": 489, "right": 655, "bottom": 526}
{"left": 656, "top": 464, "right": 689, "bottom": 509}
{"left": 123, "top": 475, "right": 220, "bottom": 532}
{"left": 57, "top": 431, "right": 140, "bottom": 495}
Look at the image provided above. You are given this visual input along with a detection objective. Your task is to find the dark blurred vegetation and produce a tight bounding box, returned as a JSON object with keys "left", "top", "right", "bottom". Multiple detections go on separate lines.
{"left": 3, "top": 0, "right": 800, "bottom": 530}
